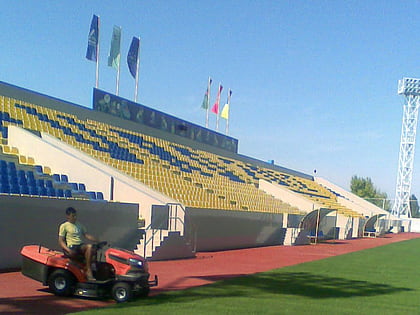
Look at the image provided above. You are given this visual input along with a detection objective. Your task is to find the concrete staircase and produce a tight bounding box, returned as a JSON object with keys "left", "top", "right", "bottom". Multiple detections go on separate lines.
{"left": 148, "top": 231, "right": 195, "bottom": 261}
{"left": 135, "top": 203, "right": 196, "bottom": 260}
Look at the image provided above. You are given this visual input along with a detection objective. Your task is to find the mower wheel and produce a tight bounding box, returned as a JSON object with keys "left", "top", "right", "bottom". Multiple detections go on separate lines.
{"left": 48, "top": 269, "right": 75, "bottom": 297}
{"left": 112, "top": 282, "right": 133, "bottom": 303}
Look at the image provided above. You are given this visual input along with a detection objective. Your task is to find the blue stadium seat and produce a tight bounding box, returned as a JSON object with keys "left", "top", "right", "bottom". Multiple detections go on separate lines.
{"left": 18, "top": 176, "right": 27, "bottom": 186}
{"left": 0, "top": 183, "right": 10, "bottom": 193}
{"left": 20, "top": 185, "right": 29, "bottom": 195}
{"left": 28, "top": 186, "right": 37, "bottom": 195}
{"left": 60, "top": 174, "right": 68, "bottom": 183}
{"left": 9, "top": 176, "right": 18, "bottom": 186}
{"left": 47, "top": 187, "right": 56, "bottom": 197}
{"left": 78, "top": 183, "right": 86, "bottom": 191}
{"left": 56, "top": 189, "right": 64, "bottom": 197}
{"left": 86, "top": 191, "right": 96, "bottom": 199}
{"left": 34, "top": 165, "right": 43, "bottom": 174}
{"left": 17, "top": 169, "right": 26, "bottom": 179}
{"left": 52, "top": 174, "right": 61, "bottom": 182}
{"left": 10, "top": 185, "right": 20, "bottom": 194}
{"left": 0, "top": 160, "right": 7, "bottom": 170}
{"left": 38, "top": 187, "right": 47, "bottom": 196}
{"left": 7, "top": 162, "right": 16, "bottom": 171}
{"left": 27, "top": 177, "right": 36, "bottom": 187}
{"left": 64, "top": 189, "right": 72, "bottom": 198}
{"left": 96, "top": 192, "right": 104, "bottom": 200}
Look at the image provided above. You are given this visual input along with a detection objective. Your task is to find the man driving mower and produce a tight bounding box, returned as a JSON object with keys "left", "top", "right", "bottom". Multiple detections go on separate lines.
{"left": 58, "top": 207, "right": 99, "bottom": 280}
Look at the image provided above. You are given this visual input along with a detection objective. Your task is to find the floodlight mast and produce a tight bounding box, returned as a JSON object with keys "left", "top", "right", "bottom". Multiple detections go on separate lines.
{"left": 392, "top": 78, "right": 420, "bottom": 218}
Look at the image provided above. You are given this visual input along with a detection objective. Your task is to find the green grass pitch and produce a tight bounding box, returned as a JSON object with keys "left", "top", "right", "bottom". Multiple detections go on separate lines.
{"left": 73, "top": 238, "right": 420, "bottom": 315}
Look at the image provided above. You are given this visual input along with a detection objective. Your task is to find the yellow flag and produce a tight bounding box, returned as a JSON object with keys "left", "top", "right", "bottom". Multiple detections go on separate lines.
{"left": 221, "top": 104, "right": 229, "bottom": 119}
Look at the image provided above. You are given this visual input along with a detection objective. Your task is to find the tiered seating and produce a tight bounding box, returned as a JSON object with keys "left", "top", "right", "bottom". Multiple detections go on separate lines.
{"left": 237, "top": 163, "right": 361, "bottom": 217}
{"left": 0, "top": 94, "right": 357, "bottom": 216}
{"left": 0, "top": 97, "right": 298, "bottom": 213}
{"left": 0, "top": 146, "right": 103, "bottom": 200}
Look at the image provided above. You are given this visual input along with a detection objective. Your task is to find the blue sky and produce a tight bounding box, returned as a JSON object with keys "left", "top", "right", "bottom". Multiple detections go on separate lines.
{"left": 0, "top": 1, "right": 419, "bottom": 198}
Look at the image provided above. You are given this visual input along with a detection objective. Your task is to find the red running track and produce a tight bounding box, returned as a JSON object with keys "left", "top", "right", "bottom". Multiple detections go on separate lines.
{"left": 1, "top": 232, "right": 419, "bottom": 314}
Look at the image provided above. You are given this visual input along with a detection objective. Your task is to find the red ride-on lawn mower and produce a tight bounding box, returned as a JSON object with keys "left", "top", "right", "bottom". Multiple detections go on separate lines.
{"left": 20, "top": 241, "right": 158, "bottom": 302}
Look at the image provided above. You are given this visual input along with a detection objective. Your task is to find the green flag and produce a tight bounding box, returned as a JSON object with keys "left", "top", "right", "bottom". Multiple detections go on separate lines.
{"left": 108, "top": 26, "right": 121, "bottom": 69}
{"left": 201, "top": 90, "right": 209, "bottom": 109}
{"left": 201, "top": 78, "right": 212, "bottom": 109}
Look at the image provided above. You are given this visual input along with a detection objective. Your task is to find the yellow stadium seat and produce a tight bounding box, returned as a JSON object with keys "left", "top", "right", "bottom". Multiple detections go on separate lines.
{"left": 43, "top": 166, "right": 51, "bottom": 175}
{"left": 26, "top": 157, "right": 35, "bottom": 165}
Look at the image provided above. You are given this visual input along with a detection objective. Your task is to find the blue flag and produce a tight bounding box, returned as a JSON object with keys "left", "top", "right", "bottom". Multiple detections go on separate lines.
{"left": 86, "top": 15, "right": 99, "bottom": 61}
{"left": 127, "top": 37, "right": 140, "bottom": 78}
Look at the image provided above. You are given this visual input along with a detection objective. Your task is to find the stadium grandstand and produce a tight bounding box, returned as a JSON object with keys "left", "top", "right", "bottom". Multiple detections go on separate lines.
{"left": 0, "top": 80, "right": 403, "bottom": 269}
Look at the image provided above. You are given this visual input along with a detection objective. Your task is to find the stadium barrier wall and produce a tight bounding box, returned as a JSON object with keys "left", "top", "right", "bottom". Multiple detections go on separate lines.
{"left": 0, "top": 195, "right": 139, "bottom": 270}
{"left": 283, "top": 214, "right": 304, "bottom": 245}
{"left": 184, "top": 207, "right": 285, "bottom": 251}
{"left": 7, "top": 125, "right": 176, "bottom": 224}
{"left": 333, "top": 213, "right": 344, "bottom": 239}
{"left": 409, "top": 218, "right": 420, "bottom": 232}
{"left": 349, "top": 216, "right": 362, "bottom": 238}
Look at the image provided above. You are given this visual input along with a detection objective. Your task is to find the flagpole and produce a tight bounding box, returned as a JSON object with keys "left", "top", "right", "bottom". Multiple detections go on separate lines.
{"left": 216, "top": 82, "right": 221, "bottom": 131}
{"left": 116, "top": 60, "right": 120, "bottom": 95}
{"left": 206, "top": 77, "right": 211, "bottom": 128}
{"left": 225, "top": 88, "right": 231, "bottom": 135}
{"left": 116, "top": 27, "right": 121, "bottom": 96}
{"left": 95, "top": 16, "right": 100, "bottom": 89}
{"left": 134, "top": 37, "right": 140, "bottom": 103}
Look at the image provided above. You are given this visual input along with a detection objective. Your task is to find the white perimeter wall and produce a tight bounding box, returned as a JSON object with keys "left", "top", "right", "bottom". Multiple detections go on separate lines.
{"left": 8, "top": 126, "right": 176, "bottom": 223}
{"left": 260, "top": 179, "right": 363, "bottom": 239}
{"left": 409, "top": 218, "right": 420, "bottom": 232}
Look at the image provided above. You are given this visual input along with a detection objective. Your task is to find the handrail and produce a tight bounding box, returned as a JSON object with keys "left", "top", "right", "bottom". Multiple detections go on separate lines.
{"left": 142, "top": 202, "right": 197, "bottom": 258}
{"left": 167, "top": 203, "right": 197, "bottom": 252}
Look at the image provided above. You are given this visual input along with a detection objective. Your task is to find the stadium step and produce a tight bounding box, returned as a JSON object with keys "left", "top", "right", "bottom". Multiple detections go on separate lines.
{"left": 148, "top": 231, "right": 195, "bottom": 261}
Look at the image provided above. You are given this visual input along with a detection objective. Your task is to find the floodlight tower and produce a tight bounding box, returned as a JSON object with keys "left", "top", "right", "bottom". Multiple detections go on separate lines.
{"left": 392, "top": 78, "right": 420, "bottom": 218}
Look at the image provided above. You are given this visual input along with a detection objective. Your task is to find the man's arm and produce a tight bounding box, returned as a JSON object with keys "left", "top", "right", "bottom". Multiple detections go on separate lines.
{"left": 80, "top": 223, "right": 99, "bottom": 243}
{"left": 58, "top": 223, "right": 71, "bottom": 253}
{"left": 58, "top": 235, "right": 71, "bottom": 254}
{"left": 84, "top": 233, "right": 99, "bottom": 243}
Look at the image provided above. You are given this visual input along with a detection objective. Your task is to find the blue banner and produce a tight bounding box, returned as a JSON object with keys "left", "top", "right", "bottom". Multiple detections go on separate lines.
{"left": 93, "top": 88, "right": 239, "bottom": 153}
{"left": 86, "top": 15, "right": 99, "bottom": 61}
{"left": 127, "top": 37, "right": 140, "bottom": 78}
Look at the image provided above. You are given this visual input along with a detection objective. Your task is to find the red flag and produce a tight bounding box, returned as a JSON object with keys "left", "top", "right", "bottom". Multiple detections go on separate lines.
{"left": 211, "top": 84, "right": 223, "bottom": 114}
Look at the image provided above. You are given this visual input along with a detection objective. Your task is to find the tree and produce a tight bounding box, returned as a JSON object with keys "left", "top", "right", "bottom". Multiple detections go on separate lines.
{"left": 410, "top": 194, "right": 420, "bottom": 218}
{"left": 350, "top": 175, "right": 390, "bottom": 210}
